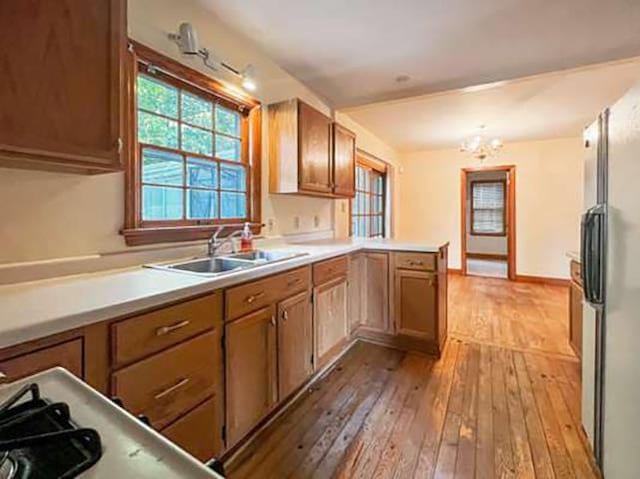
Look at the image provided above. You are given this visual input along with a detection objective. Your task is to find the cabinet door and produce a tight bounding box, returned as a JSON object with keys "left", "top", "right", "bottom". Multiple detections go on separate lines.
{"left": 314, "top": 277, "right": 348, "bottom": 367}
{"left": 348, "top": 253, "right": 365, "bottom": 334}
{"left": 225, "top": 306, "right": 277, "bottom": 447}
{"left": 363, "top": 253, "right": 390, "bottom": 332}
{"left": 278, "top": 291, "right": 313, "bottom": 400}
{"left": 569, "top": 282, "right": 583, "bottom": 358}
{"left": 0, "top": 0, "right": 125, "bottom": 173}
{"left": 395, "top": 269, "right": 437, "bottom": 340}
{"left": 332, "top": 123, "right": 356, "bottom": 197}
{"left": 298, "top": 102, "right": 332, "bottom": 194}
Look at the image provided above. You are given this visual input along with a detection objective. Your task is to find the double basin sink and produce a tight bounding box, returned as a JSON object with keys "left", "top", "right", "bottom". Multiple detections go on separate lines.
{"left": 147, "top": 250, "right": 309, "bottom": 277}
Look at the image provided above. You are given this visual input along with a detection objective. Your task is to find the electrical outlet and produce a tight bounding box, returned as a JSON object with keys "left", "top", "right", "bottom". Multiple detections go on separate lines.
{"left": 313, "top": 215, "right": 320, "bottom": 228}
{"left": 293, "top": 216, "right": 300, "bottom": 230}
{"left": 267, "top": 218, "right": 275, "bottom": 234}
{"left": 341, "top": 202, "right": 346, "bottom": 213}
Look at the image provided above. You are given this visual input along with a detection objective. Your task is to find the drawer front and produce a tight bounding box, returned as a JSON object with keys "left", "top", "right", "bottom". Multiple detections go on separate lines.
{"left": 162, "top": 396, "right": 221, "bottom": 462}
{"left": 570, "top": 260, "right": 582, "bottom": 287}
{"left": 112, "top": 293, "right": 222, "bottom": 367}
{"left": 313, "top": 256, "right": 349, "bottom": 285}
{"left": 395, "top": 252, "right": 436, "bottom": 271}
{"left": 273, "top": 267, "right": 311, "bottom": 300}
{"left": 0, "top": 339, "right": 83, "bottom": 382}
{"left": 226, "top": 267, "right": 311, "bottom": 321}
{"left": 111, "top": 330, "right": 219, "bottom": 429}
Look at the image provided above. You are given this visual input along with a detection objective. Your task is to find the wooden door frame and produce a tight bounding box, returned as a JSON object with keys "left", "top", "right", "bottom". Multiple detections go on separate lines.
{"left": 460, "top": 165, "right": 516, "bottom": 280}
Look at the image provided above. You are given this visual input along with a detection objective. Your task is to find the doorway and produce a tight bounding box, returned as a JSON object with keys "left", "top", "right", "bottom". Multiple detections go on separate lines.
{"left": 460, "top": 165, "right": 516, "bottom": 280}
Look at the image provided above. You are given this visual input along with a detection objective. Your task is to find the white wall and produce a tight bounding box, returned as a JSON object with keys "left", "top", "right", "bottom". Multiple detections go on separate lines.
{"left": 0, "top": 0, "right": 397, "bottom": 266}
{"left": 466, "top": 170, "right": 508, "bottom": 256}
{"left": 397, "top": 137, "right": 584, "bottom": 279}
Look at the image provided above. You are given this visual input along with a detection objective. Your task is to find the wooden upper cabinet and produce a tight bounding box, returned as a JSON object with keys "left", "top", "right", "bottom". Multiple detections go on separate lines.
{"left": 298, "top": 101, "right": 333, "bottom": 194}
{"left": 0, "top": 0, "right": 126, "bottom": 174}
{"left": 268, "top": 98, "right": 356, "bottom": 198}
{"left": 277, "top": 291, "right": 313, "bottom": 400}
{"left": 332, "top": 123, "right": 356, "bottom": 197}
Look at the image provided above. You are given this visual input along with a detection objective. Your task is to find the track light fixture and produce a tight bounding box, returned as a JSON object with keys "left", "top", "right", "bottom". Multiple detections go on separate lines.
{"left": 168, "top": 22, "right": 257, "bottom": 92}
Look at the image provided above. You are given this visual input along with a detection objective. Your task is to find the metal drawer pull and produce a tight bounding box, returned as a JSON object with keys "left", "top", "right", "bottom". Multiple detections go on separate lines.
{"left": 0, "top": 371, "right": 7, "bottom": 384}
{"left": 409, "top": 260, "right": 424, "bottom": 266}
{"left": 154, "top": 377, "right": 190, "bottom": 400}
{"left": 287, "top": 278, "right": 301, "bottom": 286}
{"left": 246, "top": 292, "right": 265, "bottom": 304}
{"left": 156, "top": 320, "right": 191, "bottom": 336}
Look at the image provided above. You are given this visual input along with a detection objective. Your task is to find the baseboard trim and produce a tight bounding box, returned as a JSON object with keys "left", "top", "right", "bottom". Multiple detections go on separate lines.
{"left": 448, "top": 268, "right": 462, "bottom": 275}
{"left": 466, "top": 252, "right": 508, "bottom": 261}
{"left": 515, "top": 274, "right": 570, "bottom": 287}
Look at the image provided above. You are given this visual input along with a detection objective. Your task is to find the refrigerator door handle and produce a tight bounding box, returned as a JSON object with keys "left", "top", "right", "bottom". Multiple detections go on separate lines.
{"left": 581, "top": 205, "right": 605, "bottom": 306}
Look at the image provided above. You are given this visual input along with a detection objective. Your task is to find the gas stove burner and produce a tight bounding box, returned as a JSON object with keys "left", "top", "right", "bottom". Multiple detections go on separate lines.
{"left": 0, "top": 383, "right": 102, "bottom": 478}
{"left": 0, "top": 453, "right": 16, "bottom": 479}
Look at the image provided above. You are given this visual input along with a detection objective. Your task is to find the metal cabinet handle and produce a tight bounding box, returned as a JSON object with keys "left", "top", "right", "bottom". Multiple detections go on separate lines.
{"left": 287, "top": 278, "right": 301, "bottom": 287}
{"left": 154, "top": 377, "right": 189, "bottom": 400}
{"left": 156, "top": 320, "right": 191, "bottom": 336}
{"left": 270, "top": 315, "right": 276, "bottom": 327}
{"left": 246, "top": 292, "right": 265, "bottom": 304}
{"left": 282, "top": 310, "right": 289, "bottom": 321}
{"left": 0, "top": 371, "right": 7, "bottom": 384}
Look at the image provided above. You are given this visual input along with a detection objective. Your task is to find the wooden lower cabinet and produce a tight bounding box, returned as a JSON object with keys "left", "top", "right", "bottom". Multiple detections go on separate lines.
{"left": 394, "top": 269, "right": 437, "bottom": 340}
{"left": 277, "top": 291, "right": 314, "bottom": 400}
{"left": 348, "top": 253, "right": 365, "bottom": 334}
{"left": 314, "top": 276, "right": 348, "bottom": 367}
{"left": 0, "top": 339, "right": 83, "bottom": 382}
{"left": 225, "top": 306, "right": 278, "bottom": 447}
{"left": 162, "top": 396, "right": 221, "bottom": 461}
{"left": 111, "top": 330, "right": 219, "bottom": 430}
{"left": 569, "top": 280, "right": 583, "bottom": 357}
{"left": 363, "top": 252, "right": 389, "bottom": 333}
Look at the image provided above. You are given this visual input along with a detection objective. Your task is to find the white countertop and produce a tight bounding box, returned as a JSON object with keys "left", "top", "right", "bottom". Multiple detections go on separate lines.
{"left": 0, "top": 239, "right": 446, "bottom": 349}
{"left": 0, "top": 368, "right": 222, "bottom": 478}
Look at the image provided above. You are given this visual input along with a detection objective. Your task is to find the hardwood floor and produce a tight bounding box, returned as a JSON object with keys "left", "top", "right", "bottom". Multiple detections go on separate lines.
{"left": 225, "top": 275, "right": 597, "bottom": 479}
{"left": 449, "top": 274, "right": 573, "bottom": 356}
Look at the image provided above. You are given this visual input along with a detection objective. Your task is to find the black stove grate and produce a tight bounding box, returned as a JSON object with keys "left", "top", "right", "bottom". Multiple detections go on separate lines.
{"left": 0, "top": 384, "right": 102, "bottom": 479}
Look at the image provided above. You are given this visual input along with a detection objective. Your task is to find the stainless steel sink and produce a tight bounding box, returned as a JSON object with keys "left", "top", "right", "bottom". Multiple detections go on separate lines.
{"left": 226, "top": 250, "right": 307, "bottom": 263}
{"left": 145, "top": 250, "right": 308, "bottom": 277}
{"left": 150, "top": 257, "right": 254, "bottom": 276}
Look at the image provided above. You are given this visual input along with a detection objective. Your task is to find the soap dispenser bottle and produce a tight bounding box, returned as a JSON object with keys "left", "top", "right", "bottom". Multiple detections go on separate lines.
{"left": 240, "top": 222, "right": 253, "bottom": 252}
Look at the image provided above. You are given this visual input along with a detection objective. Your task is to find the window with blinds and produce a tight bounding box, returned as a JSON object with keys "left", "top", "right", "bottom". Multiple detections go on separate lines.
{"left": 471, "top": 180, "right": 506, "bottom": 235}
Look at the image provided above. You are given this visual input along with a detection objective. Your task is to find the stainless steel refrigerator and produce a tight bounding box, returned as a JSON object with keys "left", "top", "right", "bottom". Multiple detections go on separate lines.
{"left": 582, "top": 82, "right": 640, "bottom": 478}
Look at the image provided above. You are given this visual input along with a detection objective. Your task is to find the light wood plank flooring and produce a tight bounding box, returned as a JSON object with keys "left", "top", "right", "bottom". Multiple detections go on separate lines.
{"left": 225, "top": 275, "right": 596, "bottom": 478}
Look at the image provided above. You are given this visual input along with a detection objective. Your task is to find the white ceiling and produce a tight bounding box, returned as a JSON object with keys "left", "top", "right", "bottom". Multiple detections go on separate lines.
{"left": 343, "top": 59, "right": 640, "bottom": 151}
{"left": 199, "top": 0, "right": 640, "bottom": 108}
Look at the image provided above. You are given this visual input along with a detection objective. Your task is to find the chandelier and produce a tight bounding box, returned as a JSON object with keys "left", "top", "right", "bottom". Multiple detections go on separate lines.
{"left": 460, "top": 125, "right": 503, "bottom": 161}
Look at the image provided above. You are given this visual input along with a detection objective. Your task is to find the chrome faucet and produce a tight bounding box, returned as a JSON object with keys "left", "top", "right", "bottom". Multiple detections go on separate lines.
{"left": 208, "top": 226, "right": 243, "bottom": 256}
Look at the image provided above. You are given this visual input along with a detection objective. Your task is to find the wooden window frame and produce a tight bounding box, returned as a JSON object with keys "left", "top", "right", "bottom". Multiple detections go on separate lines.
{"left": 121, "top": 41, "right": 262, "bottom": 246}
{"left": 349, "top": 153, "right": 387, "bottom": 238}
{"left": 470, "top": 179, "right": 507, "bottom": 237}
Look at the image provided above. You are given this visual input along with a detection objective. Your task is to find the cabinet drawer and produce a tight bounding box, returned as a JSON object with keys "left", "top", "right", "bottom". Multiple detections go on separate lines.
{"left": 395, "top": 252, "right": 436, "bottom": 271}
{"left": 162, "top": 396, "right": 221, "bottom": 462}
{"left": 570, "top": 260, "right": 582, "bottom": 287}
{"left": 111, "top": 330, "right": 219, "bottom": 429}
{"left": 313, "top": 256, "right": 348, "bottom": 285}
{"left": 0, "top": 339, "right": 83, "bottom": 382}
{"left": 112, "top": 293, "right": 222, "bottom": 367}
{"left": 226, "top": 267, "right": 310, "bottom": 321}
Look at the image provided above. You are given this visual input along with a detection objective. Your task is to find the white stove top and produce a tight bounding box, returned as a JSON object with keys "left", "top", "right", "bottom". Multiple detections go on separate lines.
{"left": 0, "top": 368, "right": 222, "bottom": 478}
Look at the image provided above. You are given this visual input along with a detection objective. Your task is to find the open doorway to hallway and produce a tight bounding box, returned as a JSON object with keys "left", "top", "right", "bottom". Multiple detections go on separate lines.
{"left": 460, "top": 165, "right": 516, "bottom": 280}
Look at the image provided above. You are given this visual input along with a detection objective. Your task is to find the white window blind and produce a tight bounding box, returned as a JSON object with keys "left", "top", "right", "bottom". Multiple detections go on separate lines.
{"left": 471, "top": 181, "right": 505, "bottom": 235}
